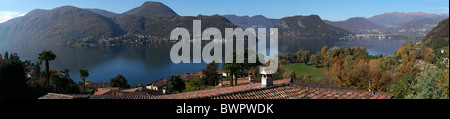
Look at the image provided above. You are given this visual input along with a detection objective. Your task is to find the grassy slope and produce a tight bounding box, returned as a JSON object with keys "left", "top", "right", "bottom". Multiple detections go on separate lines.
{"left": 285, "top": 63, "right": 326, "bottom": 81}
{"left": 183, "top": 81, "right": 216, "bottom": 93}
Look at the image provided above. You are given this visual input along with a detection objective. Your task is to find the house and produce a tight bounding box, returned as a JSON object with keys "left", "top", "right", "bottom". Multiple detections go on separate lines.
{"left": 60, "top": 69, "right": 71, "bottom": 79}
{"left": 178, "top": 72, "right": 203, "bottom": 81}
{"left": 218, "top": 78, "right": 257, "bottom": 87}
{"left": 146, "top": 78, "right": 168, "bottom": 92}
{"left": 24, "top": 64, "right": 39, "bottom": 79}
{"left": 442, "top": 58, "right": 449, "bottom": 68}
{"left": 27, "top": 69, "right": 39, "bottom": 79}
{"left": 49, "top": 69, "right": 57, "bottom": 73}
{"left": 178, "top": 71, "right": 224, "bottom": 82}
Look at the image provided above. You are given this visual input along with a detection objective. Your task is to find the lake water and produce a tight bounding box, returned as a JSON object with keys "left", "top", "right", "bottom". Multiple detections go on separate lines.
{"left": 0, "top": 38, "right": 420, "bottom": 86}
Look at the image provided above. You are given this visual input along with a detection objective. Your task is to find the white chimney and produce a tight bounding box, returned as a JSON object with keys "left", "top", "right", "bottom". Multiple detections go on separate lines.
{"left": 260, "top": 69, "right": 274, "bottom": 88}
{"left": 162, "top": 89, "right": 167, "bottom": 94}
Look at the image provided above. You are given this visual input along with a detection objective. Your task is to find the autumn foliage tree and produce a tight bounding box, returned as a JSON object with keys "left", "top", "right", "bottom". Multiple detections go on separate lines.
{"left": 322, "top": 46, "right": 394, "bottom": 92}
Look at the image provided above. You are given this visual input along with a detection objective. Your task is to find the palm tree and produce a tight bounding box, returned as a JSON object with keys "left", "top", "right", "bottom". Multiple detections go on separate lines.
{"left": 222, "top": 63, "right": 235, "bottom": 86}
{"left": 38, "top": 50, "right": 56, "bottom": 86}
{"left": 223, "top": 49, "right": 264, "bottom": 86}
{"left": 223, "top": 49, "right": 239, "bottom": 86}
{"left": 79, "top": 69, "right": 89, "bottom": 93}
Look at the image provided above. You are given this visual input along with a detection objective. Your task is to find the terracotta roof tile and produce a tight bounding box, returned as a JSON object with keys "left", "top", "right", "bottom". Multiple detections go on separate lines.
{"left": 40, "top": 79, "right": 393, "bottom": 99}
{"left": 209, "top": 80, "right": 393, "bottom": 99}
{"left": 38, "top": 93, "right": 89, "bottom": 99}
{"left": 93, "top": 87, "right": 120, "bottom": 95}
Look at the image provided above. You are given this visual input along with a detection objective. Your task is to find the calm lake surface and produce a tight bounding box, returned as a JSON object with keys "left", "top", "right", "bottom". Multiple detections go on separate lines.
{"left": 0, "top": 38, "right": 420, "bottom": 86}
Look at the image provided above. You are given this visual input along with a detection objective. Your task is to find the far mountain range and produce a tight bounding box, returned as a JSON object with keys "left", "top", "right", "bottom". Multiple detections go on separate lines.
{"left": 227, "top": 12, "right": 448, "bottom": 36}
{"left": 0, "top": 1, "right": 448, "bottom": 45}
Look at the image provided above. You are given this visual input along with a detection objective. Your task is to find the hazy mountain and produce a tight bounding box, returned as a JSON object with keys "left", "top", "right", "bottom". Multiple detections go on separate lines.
{"left": 223, "top": 15, "right": 279, "bottom": 29}
{"left": 324, "top": 17, "right": 385, "bottom": 34}
{"left": 0, "top": 6, "right": 124, "bottom": 44}
{"left": 422, "top": 18, "right": 449, "bottom": 48}
{"left": 323, "top": 12, "right": 449, "bottom": 35}
{"left": 123, "top": 1, "right": 178, "bottom": 18}
{"left": 368, "top": 12, "right": 449, "bottom": 27}
{"left": 86, "top": 8, "right": 120, "bottom": 18}
{"left": 395, "top": 18, "right": 442, "bottom": 36}
{"left": 275, "top": 15, "right": 350, "bottom": 39}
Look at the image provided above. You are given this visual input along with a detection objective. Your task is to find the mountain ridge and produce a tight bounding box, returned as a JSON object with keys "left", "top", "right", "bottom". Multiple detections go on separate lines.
{"left": 394, "top": 18, "right": 442, "bottom": 36}
{"left": 323, "top": 12, "right": 448, "bottom": 35}
{"left": 421, "top": 18, "right": 449, "bottom": 48}
{"left": 86, "top": 8, "right": 120, "bottom": 18}
{"left": 123, "top": 1, "right": 178, "bottom": 18}
{"left": 324, "top": 17, "right": 385, "bottom": 34}
{"left": 223, "top": 14, "right": 279, "bottom": 29}
{"left": 0, "top": 2, "right": 237, "bottom": 44}
{"left": 3, "top": 2, "right": 447, "bottom": 44}
{"left": 275, "top": 15, "right": 351, "bottom": 39}
{"left": 0, "top": 6, "right": 122, "bottom": 44}
{"left": 368, "top": 12, "right": 449, "bottom": 27}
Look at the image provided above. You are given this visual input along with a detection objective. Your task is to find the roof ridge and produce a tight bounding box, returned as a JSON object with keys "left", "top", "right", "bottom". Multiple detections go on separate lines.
{"left": 203, "top": 83, "right": 291, "bottom": 99}
{"left": 292, "top": 80, "right": 393, "bottom": 96}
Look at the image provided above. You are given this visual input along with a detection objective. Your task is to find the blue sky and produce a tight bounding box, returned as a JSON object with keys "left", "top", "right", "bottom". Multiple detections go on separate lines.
{"left": 0, "top": 0, "right": 449, "bottom": 23}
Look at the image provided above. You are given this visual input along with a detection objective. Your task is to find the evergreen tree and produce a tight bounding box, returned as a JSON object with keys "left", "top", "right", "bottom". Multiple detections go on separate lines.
{"left": 110, "top": 74, "right": 130, "bottom": 88}
{"left": 407, "top": 65, "right": 448, "bottom": 99}
{"left": 0, "top": 60, "right": 27, "bottom": 99}
{"left": 4, "top": 51, "right": 8, "bottom": 60}
{"left": 168, "top": 75, "right": 185, "bottom": 93}
{"left": 201, "top": 61, "right": 219, "bottom": 86}
{"left": 387, "top": 72, "right": 415, "bottom": 99}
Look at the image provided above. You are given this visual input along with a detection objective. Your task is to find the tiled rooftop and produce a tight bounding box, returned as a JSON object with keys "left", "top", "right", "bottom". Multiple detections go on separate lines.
{"left": 218, "top": 78, "right": 256, "bottom": 87}
{"left": 210, "top": 80, "right": 393, "bottom": 99}
{"left": 90, "top": 79, "right": 291, "bottom": 99}
{"left": 178, "top": 72, "right": 203, "bottom": 81}
{"left": 38, "top": 93, "right": 89, "bottom": 99}
{"left": 93, "top": 87, "right": 120, "bottom": 95}
{"left": 39, "top": 79, "right": 393, "bottom": 99}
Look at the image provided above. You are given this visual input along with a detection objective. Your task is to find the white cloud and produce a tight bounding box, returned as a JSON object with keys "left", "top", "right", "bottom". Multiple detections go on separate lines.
{"left": 431, "top": 7, "right": 449, "bottom": 14}
{"left": 0, "top": 11, "right": 25, "bottom": 23}
{"left": 443, "top": 8, "right": 449, "bottom": 14}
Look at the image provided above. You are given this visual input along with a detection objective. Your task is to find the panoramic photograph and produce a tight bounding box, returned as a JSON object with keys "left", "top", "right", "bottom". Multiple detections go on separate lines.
{"left": 0, "top": 0, "right": 448, "bottom": 104}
